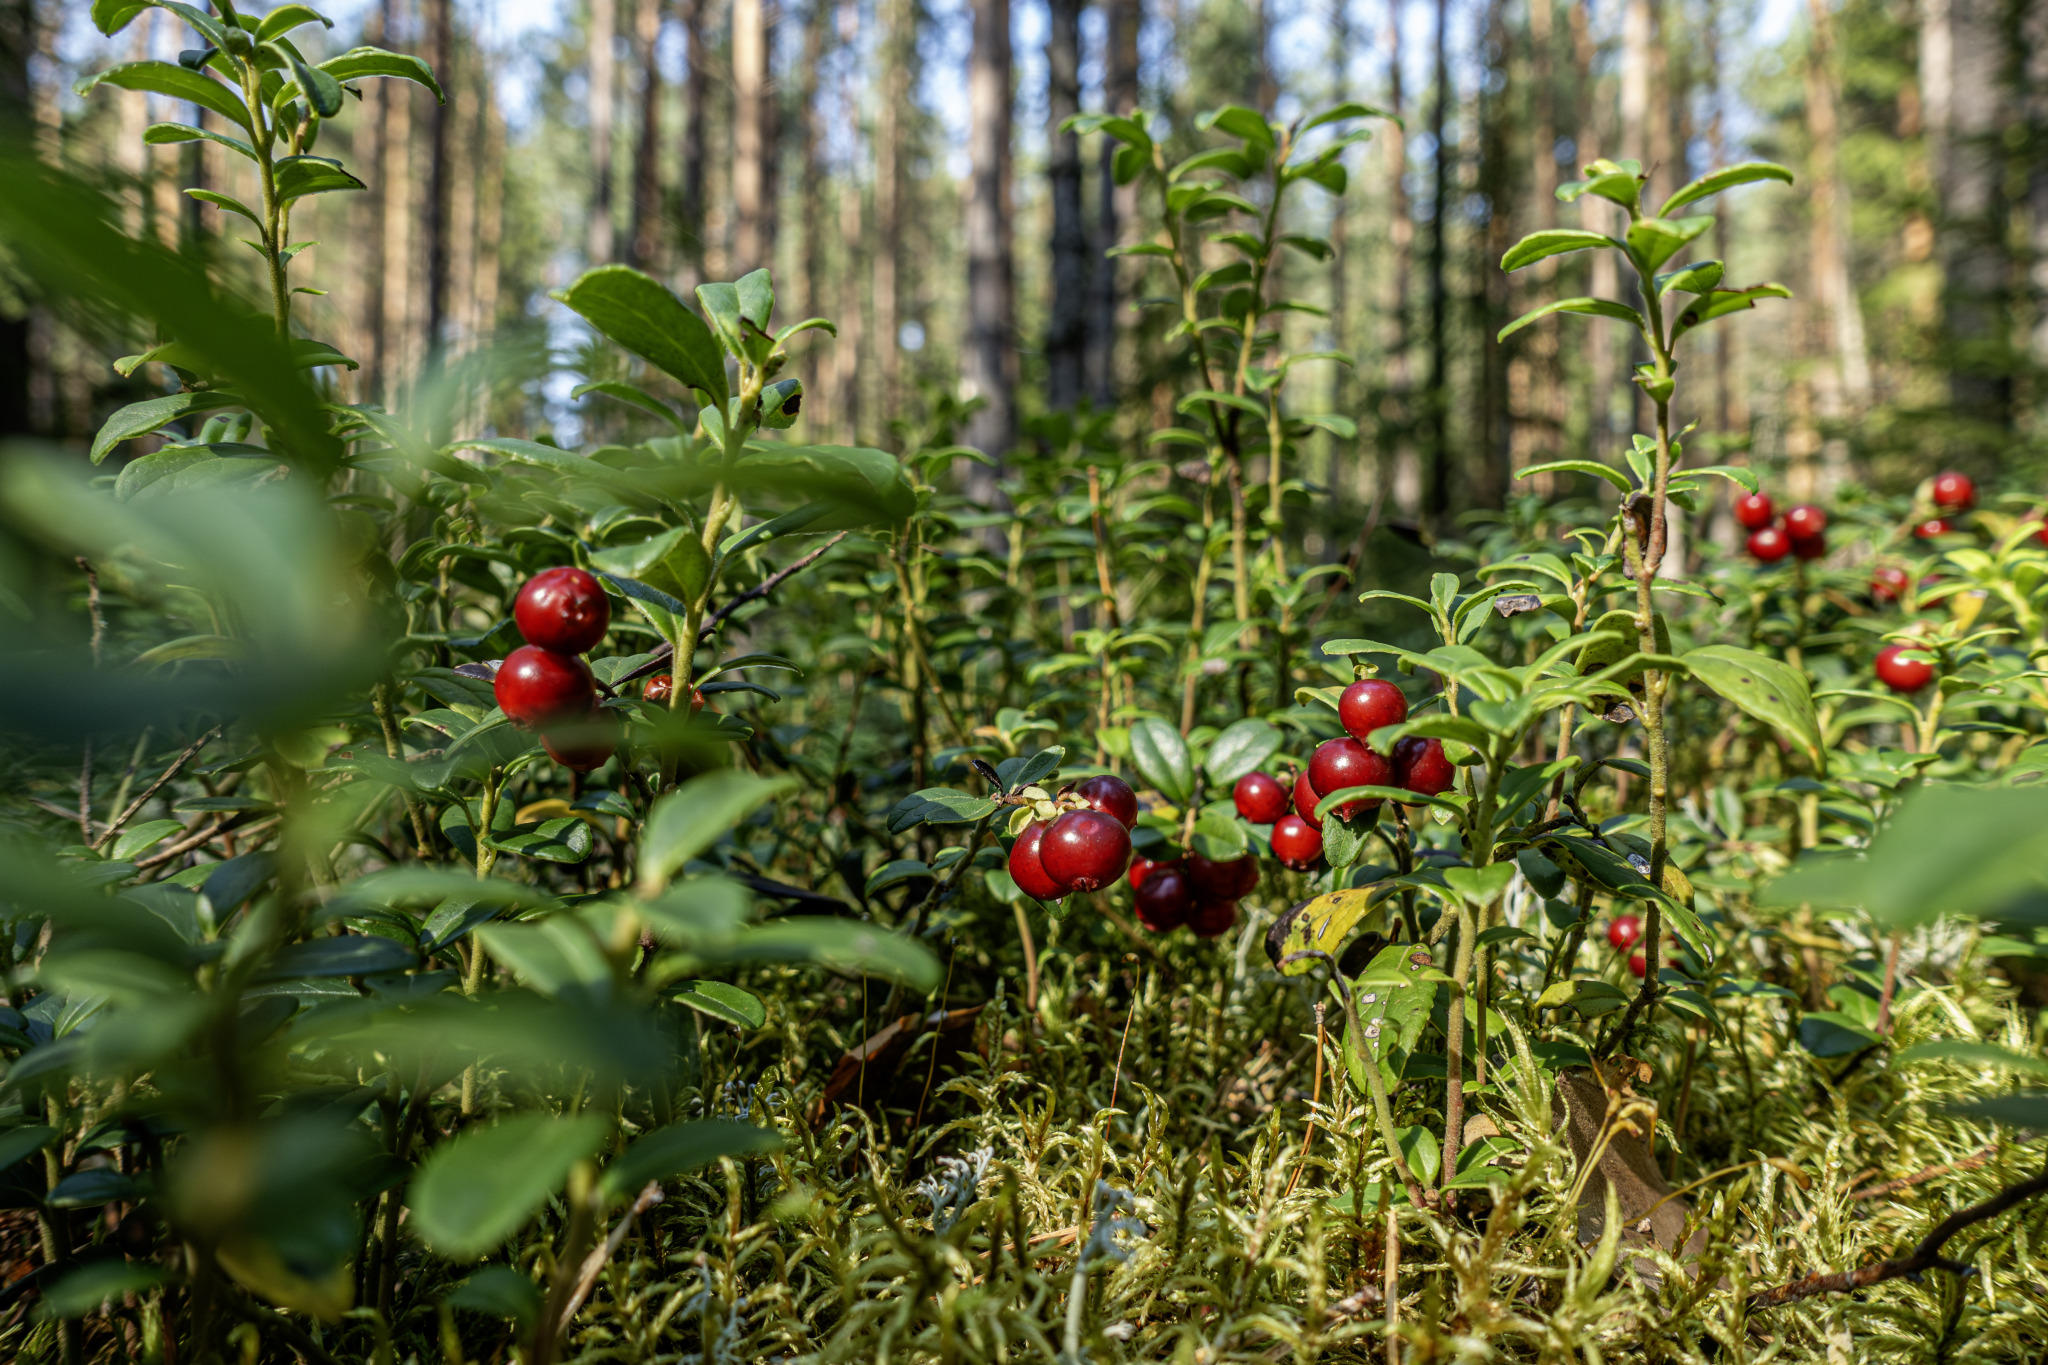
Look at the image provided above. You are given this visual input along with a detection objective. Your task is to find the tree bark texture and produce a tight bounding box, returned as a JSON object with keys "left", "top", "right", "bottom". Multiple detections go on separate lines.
{"left": 629, "top": 0, "right": 666, "bottom": 270}
{"left": 1045, "top": 0, "right": 1086, "bottom": 410}
{"left": 1424, "top": 0, "right": 1452, "bottom": 523}
{"left": 733, "top": 0, "right": 766, "bottom": 271}
{"left": 1086, "top": 0, "right": 1139, "bottom": 408}
{"left": 424, "top": 0, "right": 454, "bottom": 358}
{"left": 679, "top": 0, "right": 708, "bottom": 282}
{"left": 964, "top": 0, "right": 1016, "bottom": 478}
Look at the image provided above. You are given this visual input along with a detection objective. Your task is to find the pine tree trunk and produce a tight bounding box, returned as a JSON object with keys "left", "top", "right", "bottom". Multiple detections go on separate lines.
{"left": 381, "top": 0, "right": 415, "bottom": 401}
{"left": 590, "top": 0, "right": 618, "bottom": 264}
{"left": 0, "top": 0, "right": 34, "bottom": 436}
{"left": 834, "top": 7, "right": 866, "bottom": 443}
{"left": 733, "top": 0, "right": 765, "bottom": 271}
{"left": 1383, "top": 0, "right": 1416, "bottom": 514}
{"left": 964, "top": 0, "right": 1016, "bottom": 478}
{"left": 680, "top": 0, "right": 707, "bottom": 285}
{"left": 798, "top": 0, "right": 830, "bottom": 428}
{"left": 1085, "top": 0, "right": 1138, "bottom": 407}
{"left": 1802, "top": 0, "right": 1871, "bottom": 495}
{"left": 1475, "top": 0, "right": 1512, "bottom": 506}
{"left": 873, "top": 0, "right": 906, "bottom": 416}
{"left": 629, "top": 0, "right": 666, "bottom": 270}
{"left": 424, "top": 0, "right": 453, "bottom": 361}
{"left": 1575, "top": 0, "right": 1617, "bottom": 462}
{"left": 1518, "top": 0, "right": 1561, "bottom": 483}
{"left": 1045, "top": 0, "right": 1085, "bottom": 410}
{"left": 1424, "top": 0, "right": 1453, "bottom": 524}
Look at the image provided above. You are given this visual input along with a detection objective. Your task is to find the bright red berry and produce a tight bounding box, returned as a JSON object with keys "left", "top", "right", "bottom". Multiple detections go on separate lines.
{"left": 1186, "top": 850, "right": 1258, "bottom": 899}
{"left": 1871, "top": 566, "right": 1910, "bottom": 603}
{"left": 1783, "top": 504, "right": 1827, "bottom": 540}
{"left": 1133, "top": 868, "right": 1194, "bottom": 932}
{"left": 644, "top": 673, "right": 673, "bottom": 704}
{"left": 1189, "top": 899, "right": 1239, "bottom": 939}
{"left": 542, "top": 709, "right": 619, "bottom": 772}
{"left": 1270, "top": 814, "right": 1323, "bottom": 870}
{"left": 1607, "top": 914, "right": 1642, "bottom": 950}
{"left": 1914, "top": 517, "right": 1953, "bottom": 540}
{"left": 495, "top": 646, "right": 597, "bottom": 728}
{"left": 514, "top": 567, "right": 610, "bottom": 654}
{"left": 1931, "top": 470, "right": 1975, "bottom": 513}
{"left": 1070, "top": 774, "right": 1138, "bottom": 829}
{"left": 1040, "top": 809, "right": 1132, "bottom": 893}
{"left": 1392, "top": 737, "right": 1455, "bottom": 798}
{"left": 1875, "top": 643, "right": 1935, "bottom": 693}
{"left": 1790, "top": 531, "right": 1827, "bottom": 561}
{"left": 1008, "top": 822, "right": 1066, "bottom": 902}
{"left": 1292, "top": 770, "right": 1324, "bottom": 829}
{"left": 1338, "top": 679, "right": 1409, "bottom": 743}
{"left": 1307, "top": 738, "right": 1392, "bottom": 821}
{"left": 1628, "top": 951, "right": 1647, "bottom": 978}
{"left": 1748, "top": 526, "right": 1791, "bottom": 562}
{"left": 1128, "top": 856, "right": 1174, "bottom": 890}
{"left": 1233, "top": 772, "right": 1289, "bottom": 824}
{"left": 1734, "top": 493, "right": 1775, "bottom": 530}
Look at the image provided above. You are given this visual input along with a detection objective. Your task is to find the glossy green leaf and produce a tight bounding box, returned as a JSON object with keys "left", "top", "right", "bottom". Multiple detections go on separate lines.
{"left": 1204, "top": 718, "right": 1281, "bottom": 785}
{"left": 638, "top": 770, "right": 798, "bottom": 893}
{"left": 1128, "top": 718, "right": 1195, "bottom": 805}
{"left": 1497, "top": 297, "right": 1644, "bottom": 342}
{"left": 90, "top": 391, "right": 243, "bottom": 465}
{"left": 76, "top": 61, "right": 250, "bottom": 129}
{"left": 408, "top": 1113, "right": 610, "bottom": 1260}
{"left": 1500, "top": 229, "right": 1614, "bottom": 272}
{"left": 319, "top": 46, "right": 445, "bottom": 102}
{"left": 671, "top": 980, "right": 767, "bottom": 1030}
{"left": 273, "top": 155, "right": 363, "bottom": 202}
{"left": 555, "top": 266, "right": 729, "bottom": 406}
{"left": 1514, "top": 459, "right": 1632, "bottom": 493}
{"left": 1658, "top": 160, "right": 1794, "bottom": 216}
{"left": 599, "top": 1119, "right": 781, "bottom": 1201}
{"left": 1684, "top": 645, "right": 1824, "bottom": 771}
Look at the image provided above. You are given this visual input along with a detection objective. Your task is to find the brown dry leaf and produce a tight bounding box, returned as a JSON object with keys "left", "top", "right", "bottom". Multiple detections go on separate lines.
{"left": 808, "top": 1005, "right": 984, "bottom": 1128}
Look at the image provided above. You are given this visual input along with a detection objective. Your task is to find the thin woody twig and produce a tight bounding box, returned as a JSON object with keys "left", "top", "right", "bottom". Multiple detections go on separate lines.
{"left": 553, "top": 1180, "right": 664, "bottom": 1341}
{"left": 612, "top": 531, "right": 852, "bottom": 687}
{"left": 91, "top": 727, "right": 222, "bottom": 852}
{"left": 1748, "top": 1167, "right": 2048, "bottom": 1310}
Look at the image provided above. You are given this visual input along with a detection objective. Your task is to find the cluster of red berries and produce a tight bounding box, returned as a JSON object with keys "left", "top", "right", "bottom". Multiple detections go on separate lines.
{"left": 1129, "top": 850, "right": 1258, "bottom": 938}
{"left": 493, "top": 567, "right": 618, "bottom": 772}
{"left": 1912, "top": 470, "right": 1974, "bottom": 541}
{"left": 1735, "top": 493, "right": 1828, "bottom": 563}
{"left": 1009, "top": 774, "right": 1143, "bottom": 900}
{"left": 1289, "top": 680, "right": 1455, "bottom": 841}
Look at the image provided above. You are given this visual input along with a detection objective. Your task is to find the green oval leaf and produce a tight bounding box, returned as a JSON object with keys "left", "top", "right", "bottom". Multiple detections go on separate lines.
{"left": 408, "top": 1113, "right": 610, "bottom": 1260}
{"left": 1683, "top": 644, "right": 1824, "bottom": 773}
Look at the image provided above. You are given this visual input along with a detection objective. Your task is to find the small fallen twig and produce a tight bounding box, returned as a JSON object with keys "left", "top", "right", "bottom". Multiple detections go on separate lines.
{"left": 553, "top": 1180, "right": 665, "bottom": 1341}
{"left": 1748, "top": 1167, "right": 2048, "bottom": 1310}
{"left": 1850, "top": 1143, "right": 2002, "bottom": 1201}
{"left": 91, "top": 726, "right": 223, "bottom": 853}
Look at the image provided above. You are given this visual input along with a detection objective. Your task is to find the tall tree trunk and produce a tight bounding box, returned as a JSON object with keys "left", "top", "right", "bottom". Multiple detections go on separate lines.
{"left": 2027, "top": 0, "right": 2048, "bottom": 382}
{"left": 963, "top": 0, "right": 1016, "bottom": 478}
{"left": 0, "top": 0, "right": 35, "bottom": 436}
{"left": 473, "top": 71, "right": 505, "bottom": 346}
{"left": 873, "top": 0, "right": 907, "bottom": 416}
{"left": 1517, "top": 0, "right": 1562, "bottom": 481}
{"left": 359, "top": 2, "right": 390, "bottom": 402}
{"left": 117, "top": 21, "right": 149, "bottom": 234}
{"left": 1383, "top": 0, "right": 1416, "bottom": 513}
{"left": 1045, "top": 0, "right": 1085, "bottom": 409}
{"left": 1424, "top": 0, "right": 1452, "bottom": 524}
{"left": 1475, "top": 0, "right": 1512, "bottom": 505}
{"left": 733, "top": 0, "right": 766, "bottom": 270}
{"left": 834, "top": 1, "right": 865, "bottom": 441}
{"left": 1620, "top": 0, "right": 1653, "bottom": 438}
{"left": 449, "top": 45, "right": 478, "bottom": 356}
{"left": 630, "top": 0, "right": 667, "bottom": 269}
{"left": 1575, "top": 0, "right": 1617, "bottom": 460}
{"left": 680, "top": 0, "right": 707, "bottom": 284}
{"left": 424, "top": 0, "right": 453, "bottom": 361}
{"left": 798, "top": 0, "right": 829, "bottom": 427}
{"left": 1924, "top": 0, "right": 2012, "bottom": 441}
{"left": 1325, "top": 0, "right": 1352, "bottom": 500}
{"left": 381, "top": 0, "right": 415, "bottom": 401}
{"left": 590, "top": 0, "right": 618, "bottom": 264}
{"left": 1802, "top": 0, "right": 1871, "bottom": 495}
{"left": 1086, "top": 0, "right": 1139, "bottom": 407}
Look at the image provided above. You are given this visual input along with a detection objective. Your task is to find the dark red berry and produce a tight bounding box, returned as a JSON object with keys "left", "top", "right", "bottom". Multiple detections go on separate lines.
{"left": 1187, "top": 850, "right": 1258, "bottom": 900}
{"left": 1307, "top": 738, "right": 1392, "bottom": 821}
{"left": 1871, "top": 566, "right": 1909, "bottom": 603}
{"left": 1129, "top": 856, "right": 1174, "bottom": 890}
{"left": 1607, "top": 914, "right": 1642, "bottom": 950}
{"left": 495, "top": 646, "right": 597, "bottom": 728}
{"left": 1930, "top": 470, "right": 1975, "bottom": 513}
{"left": 1134, "top": 868, "right": 1194, "bottom": 932}
{"left": 1040, "top": 810, "right": 1132, "bottom": 893}
{"left": 1392, "top": 737, "right": 1455, "bottom": 798}
{"left": 1628, "top": 951, "right": 1647, "bottom": 978}
{"left": 1270, "top": 814, "right": 1323, "bottom": 870}
{"left": 1009, "top": 822, "right": 1066, "bottom": 902}
{"left": 1875, "top": 643, "right": 1935, "bottom": 693}
{"left": 1070, "top": 774, "right": 1138, "bottom": 829}
{"left": 1734, "top": 493, "right": 1775, "bottom": 529}
{"left": 1292, "top": 771, "right": 1324, "bottom": 829}
{"left": 644, "top": 673, "right": 674, "bottom": 704}
{"left": 542, "top": 709, "right": 618, "bottom": 772}
{"left": 1914, "top": 517, "right": 1953, "bottom": 540}
{"left": 514, "top": 566, "right": 611, "bottom": 654}
{"left": 1338, "top": 679, "right": 1409, "bottom": 743}
{"left": 1233, "top": 772, "right": 1289, "bottom": 824}
{"left": 1748, "top": 526, "right": 1791, "bottom": 562}
{"left": 1189, "top": 899, "right": 1239, "bottom": 939}
{"left": 1789, "top": 531, "right": 1827, "bottom": 561}
{"left": 1783, "top": 504, "right": 1827, "bottom": 540}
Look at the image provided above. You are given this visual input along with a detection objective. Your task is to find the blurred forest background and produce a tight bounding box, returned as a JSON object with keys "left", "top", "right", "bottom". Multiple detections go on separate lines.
{"left": 2, "top": 0, "right": 2046, "bottom": 554}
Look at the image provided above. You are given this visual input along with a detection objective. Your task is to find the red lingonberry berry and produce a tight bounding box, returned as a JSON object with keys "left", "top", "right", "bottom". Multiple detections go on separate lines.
{"left": 1913, "top": 517, "right": 1953, "bottom": 540}
{"left": 1790, "top": 531, "right": 1827, "bottom": 561}
{"left": 1233, "top": 771, "right": 1289, "bottom": 824}
{"left": 1270, "top": 814, "right": 1323, "bottom": 870}
{"left": 1189, "top": 899, "right": 1239, "bottom": 939}
{"left": 495, "top": 646, "right": 597, "bottom": 728}
{"left": 1734, "top": 493, "right": 1775, "bottom": 530}
{"left": 1875, "top": 642, "right": 1935, "bottom": 693}
{"left": 1307, "top": 738, "right": 1392, "bottom": 821}
{"left": 1187, "top": 850, "right": 1258, "bottom": 900}
{"left": 1070, "top": 774, "right": 1138, "bottom": 829}
{"left": 1008, "top": 822, "right": 1066, "bottom": 902}
{"left": 1338, "top": 678, "right": 1409, "bottom": 744}
{"left": 1040, "top": 809, "right": 1132, "bottom": 893}
{"left": 1134, "top": 868, "right": 1194, "bottom": 932}
{"left": 1628, "top": 951, "right": 1647, "bottom": 978}
{"left": 542, "top": 709, "right": 619, "bottom": 772}
{"left": 1871, "top": 566, "right": 1909, "bottom": 603}
{"left": 1292, "top": 770, "right": 1324, "bottom": 829}
{"left": 644, "top": 673, "right": 674, "bottom": 704}
{"left": 1930, "top": 470, "right": 1975, "bottom": 513}
{"left": 1607, "top": 914, "right": 1642, "bottom": 950}
{"left": 514, "top": 566, "right": 611, "bottom": 654}
{"left": 1783, "top": 504, "right": 1827, "bottom": 540}
{"left": 1393, "top": 737, "right": 1455, "bottom": 798}
{"left": 1128, "top": 856, "right": 1175, "bottom": 891}
{"left": 1748, "top": 526, "right": 1792, "bottom": 562}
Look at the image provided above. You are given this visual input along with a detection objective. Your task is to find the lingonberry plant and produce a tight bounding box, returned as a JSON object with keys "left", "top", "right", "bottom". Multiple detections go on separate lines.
{"left": 2, "top": 29, "right": 2047, "bottom": 1365}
